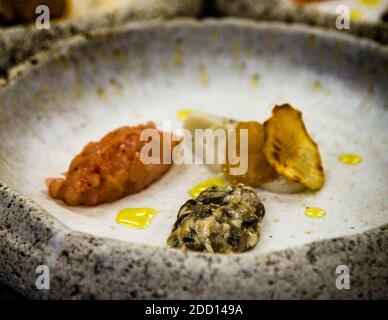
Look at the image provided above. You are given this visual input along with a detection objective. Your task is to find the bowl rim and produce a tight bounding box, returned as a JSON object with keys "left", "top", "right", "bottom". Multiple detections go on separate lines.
{"left": 215, "top": 0, "right": 388, "bottom": 44}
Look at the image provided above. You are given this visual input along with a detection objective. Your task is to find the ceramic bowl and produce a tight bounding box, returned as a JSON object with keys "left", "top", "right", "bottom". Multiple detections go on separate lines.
{"left": 0, "top": 19, "right": 387, "bottom": 299}
{"left": 215, "top": 0, "right": 388, "bottom": 44}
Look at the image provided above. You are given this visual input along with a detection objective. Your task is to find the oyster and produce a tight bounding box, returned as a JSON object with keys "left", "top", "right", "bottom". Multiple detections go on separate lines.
{"left": 167, "top": 185, "right": 265, "bottom": 254}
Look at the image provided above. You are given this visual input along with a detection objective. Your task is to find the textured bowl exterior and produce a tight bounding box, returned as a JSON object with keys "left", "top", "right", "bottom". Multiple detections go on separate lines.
{"left": 0, "top": 182, "right": 386, "bottom": 299}
{"left": 0, "top": 19, "right": 387, "bottom": 299}
{"left": 0, "top": 0, "right": 203, "bottom": 73}
{"left": 215, "top": 0, "right": 388, "bottom": 44}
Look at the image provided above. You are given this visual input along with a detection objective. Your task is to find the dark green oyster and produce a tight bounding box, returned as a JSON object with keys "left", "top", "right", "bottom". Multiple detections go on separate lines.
{"left": 167, "top": 185, "right": 265, "bottom": 254}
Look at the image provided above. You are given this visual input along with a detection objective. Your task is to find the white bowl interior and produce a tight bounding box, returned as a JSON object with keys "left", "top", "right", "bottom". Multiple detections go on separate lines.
{"left": 0, "top": 22, "right": 387, "bottom": 255}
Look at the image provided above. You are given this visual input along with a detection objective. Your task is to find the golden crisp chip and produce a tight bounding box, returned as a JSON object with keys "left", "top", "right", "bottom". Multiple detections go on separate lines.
{"left": 223, "top": 121, "right": 277, "bottom": 187}
{"left": 263, "top": 104, "right": 324, "bottom": 190}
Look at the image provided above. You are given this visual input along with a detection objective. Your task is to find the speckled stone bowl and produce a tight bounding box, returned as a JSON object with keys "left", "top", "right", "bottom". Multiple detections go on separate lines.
{"left": 0, "top": 19, "right": 387, "bottom": 299}
{"left": 0, "top": 0, "right": 203, "bottom": 73}
{"left": 215, "top": 0, "right": 388, "bottom": 44}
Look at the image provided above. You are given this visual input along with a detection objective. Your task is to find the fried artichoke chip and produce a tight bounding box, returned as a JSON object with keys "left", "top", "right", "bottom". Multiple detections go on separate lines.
{"left": 263, "top": 104, "right": 324, "bottom": 190}
{"left": 223, "top": 121, "right": 277, "bottom": 187}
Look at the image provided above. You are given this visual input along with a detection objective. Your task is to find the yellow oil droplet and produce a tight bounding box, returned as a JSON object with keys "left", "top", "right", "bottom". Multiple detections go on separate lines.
{"left": 312, "top": 80, "right": 321, "bottom": 92}
{"left": 210, "top": 31, "right": 220, "bottom": 42}
{"left": 199, "top": 66, "right": 209, "bottom": 85}
{"left": 110, "top": 78, "right": 124, "bottom": 93}
{"left": 247, "top": 45, "right": 254, "bottom": 59}
{"left": 97, "top": 87, "right": 108, "bottom": 102}
{"left": 140, "top": 58, "right": 149, "bottom": 75}
{"left": 189, "top": 177, "right": 225, "bottom": 199}
{"left": 305, "top": 207, "right": 327, "bottom": 219}
{"left": 250, "top": 73, "right": 260, "bottom": 87}
{"left": 174, "top": 42, "right": 184, "bottom": 66}
{"left": 72, "top": 85, "right": 84, "bottom": 98}
{"left": 177, "top": 109, "right": 193, "bottom": 120}
{"left": 307, "top": 35, "right": 317, "bottom": 50}
{"left": 97, "top": 87, "right": 105, "bottom": 96}
{"left": 339, "top": 153, "right": 363, "bottom": 165}
{"left": 367, "top": 84, "right": 375, "bottom": 95}
{"left": 361, "top": 0, "right": 381, "bottom": 6}
{"left": 116, "top": 208, "right": 158, "bottom": 229}
{"left": 350, "top": 9, "right": 363, "bottom": 21}
{"left": 232, "top": 40, "right": 240, "bottom": 61}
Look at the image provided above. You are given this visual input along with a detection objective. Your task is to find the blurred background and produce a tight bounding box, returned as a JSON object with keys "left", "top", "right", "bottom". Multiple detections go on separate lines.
{"left": 0, "top": 0, "right": 387, "bottom": 74}
{"left": 0, "top": 0, "right": 387, "bottom": 75}
{"left": 0, "top": 0, "right": 387, "bottom": 25}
